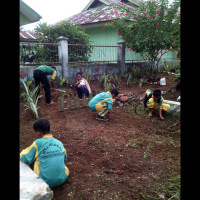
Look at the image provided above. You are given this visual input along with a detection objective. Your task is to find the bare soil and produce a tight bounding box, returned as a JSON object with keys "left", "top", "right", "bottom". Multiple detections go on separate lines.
{"left": 20, "top": 72, "right": 180, "bottom": 200}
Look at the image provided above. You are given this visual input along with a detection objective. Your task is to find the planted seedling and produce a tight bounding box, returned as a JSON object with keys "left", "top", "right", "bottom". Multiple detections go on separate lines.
{"left": 58, "top": 89, "right": 67, "bottom": 112}
{"left": 85, "top": 73, "right": 91, "bottom": 84}
{"left": 97, "top": 75, "right": 104, "bottom": 88}
{"left": 22, "top": 80, "right": 41, "bottom": 119}
{"left": 103, "top": 75, "right": 111, "bottom": 91}
{"left": 124, "top": 72, "right": 132, "bottom": 86}
{"left": 59, "top": 89, "right": 66, "bottom": 98}
{"left": 59, "top": 77, "right": 66, "bottom": 87}
{"left": 113, "top": 74, "right": 121, "bottom": 89}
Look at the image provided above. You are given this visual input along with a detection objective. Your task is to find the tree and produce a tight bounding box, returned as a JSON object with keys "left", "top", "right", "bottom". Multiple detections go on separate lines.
{"left": 34, "top": 21, "right": 93, "bottom": 63}
{"left": 103, "top": 0, "right": 180, "bottom": 72}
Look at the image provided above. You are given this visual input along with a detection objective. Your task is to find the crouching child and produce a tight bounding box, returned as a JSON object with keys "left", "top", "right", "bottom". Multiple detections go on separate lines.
{"left": 140, "top": 89, "right": 170, "bottom": 120}
{"left": 75, "top": 72, "right": 91, "bottom": 99}
{"left": 88, "top": 88, "right": 119, "bottom": 121}
{"left": 20, "top": 118, "right": 69, "bottom": 188}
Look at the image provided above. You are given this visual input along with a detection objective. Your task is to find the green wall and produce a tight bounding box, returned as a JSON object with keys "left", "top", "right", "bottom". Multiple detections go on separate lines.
{"left": 86, "top": 26, "right": 119, "bottom": 45}
{"left": 85, "top": 26, "right": 119, "bottom": 62}
{"left": 84, "top": 25, "right": 177, "bottom": 63}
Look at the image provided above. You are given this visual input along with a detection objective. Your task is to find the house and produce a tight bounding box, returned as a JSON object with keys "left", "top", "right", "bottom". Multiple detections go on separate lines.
{"left": 20, "top": 31, "right": 42, "bottom": 63}
{"left": 20, "top": 0, "right": 42, "bottom": 26}
{"left": 56, "top": 0, "right": 177, "bottom": 63}
{"left": 56, "top": 0, "right": 138, "bottom": 46}
{"left": 20, "top": 31, "right": 41, "bottom": 42}
{"left": 20, "top": 0, "right": 42, "bottom": 63}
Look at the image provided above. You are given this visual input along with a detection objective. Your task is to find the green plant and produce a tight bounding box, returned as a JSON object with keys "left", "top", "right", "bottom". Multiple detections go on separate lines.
{"left": 113, "top": 74, "right": 121, "bottom": 89}
{"left": 163, "top": 175, "right": 180, "bottom": 200}
{"left": 85, "top": 73, "right": 91, "bottom": 84}
{"left": 124, "top": 72, "right": 132, "bottom": 86}
{"left": 94, "top": 173, "right": 101, "bottom": 178}
{"left": 131, "top": 65, "right": 142, "bottom": 79}
{"left": 27, "top": 80, "right": 32, "bottom": 88}
{"left": 105, "top": 177, "right": 115, "bottom": 182}
{"left": 59, "top": 77, "right": 66, "bottom": 87}
{"left": 59, "top": 89, "right": 66, "bottom": 98}
{"left": 22, "top": 80, "right": 41, "bottom": 119}
{"left": 20, "top": 80, "right": 33, "bottom": 100}
{"left": 100, "top": 0, "right": 180, "bottom": 72}
{"left": 108, "top": 74, "right": 114, "bottom": 82}
{"left": 161, "top": 62, "right": 174, "bottom": 73}
{"left": 161, "top": 60, "right": 180, "bottom": 73}
{"left": 93, "top": 189, "right": 101, "bottom": 194}
{"left": 140, "top": 174, "right": 180, "bottom": 200}
{"left": 103, "top": 75, "right": 111, "bottom": 91}
{"left": 35, "top": 21, "right": 92, "bottom": 63}
{"left": 125, "top": 140, "right": 137, "bottom": 148}
{"left": 97, "top": 76, "right": 104, "bottom": 88}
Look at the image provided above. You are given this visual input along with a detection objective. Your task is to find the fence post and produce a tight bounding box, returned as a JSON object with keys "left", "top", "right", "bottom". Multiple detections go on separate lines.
{"left": 117, "top": 40, "right": 126, "bottom": 74}
{"left": 56, "top": 36, "right": 69, "bottom": 79}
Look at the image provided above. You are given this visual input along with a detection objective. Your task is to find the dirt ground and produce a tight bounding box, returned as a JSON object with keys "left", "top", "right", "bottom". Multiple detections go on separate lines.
{"left": 20, "top": 72, "right": 180, "bottom": 200}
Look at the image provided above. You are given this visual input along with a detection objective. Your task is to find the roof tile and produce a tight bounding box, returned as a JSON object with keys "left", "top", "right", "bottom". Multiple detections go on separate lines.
{"left": 55, "top": 0, "right": 136, "bottom": 26}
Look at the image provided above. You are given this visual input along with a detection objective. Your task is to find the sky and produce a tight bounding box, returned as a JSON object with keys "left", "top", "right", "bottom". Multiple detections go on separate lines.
{"left": 21, "top": 0, "right": 90, "bottom": 31}
{"left": 21, "top": 0, "right": 175, "bottom": 31}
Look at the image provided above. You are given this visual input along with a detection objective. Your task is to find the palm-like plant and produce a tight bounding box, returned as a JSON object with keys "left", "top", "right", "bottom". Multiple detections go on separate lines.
{"left": 103, "top": 75, "right": 111, "bottom": 92}
{"left": 21, "top": 80, "right": 42, "bottom": 119}
{"left": 124, "top": 72, "right": 132, "bottom": 86}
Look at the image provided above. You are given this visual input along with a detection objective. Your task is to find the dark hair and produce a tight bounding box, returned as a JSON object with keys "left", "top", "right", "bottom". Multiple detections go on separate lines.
{"left": 153, "top": 89, "right": 161, "bottom": 97}
{"left": 110, "top": 88, "right": 119, "bottom": 97}
{"left": 51, "top": 66, "right": 56, "bottom": 71}
{"left": 76, "top": 72, "right": 82, "bottom": 77}
{"left": 33, "top": 118, "right": 50, "bottom": 134}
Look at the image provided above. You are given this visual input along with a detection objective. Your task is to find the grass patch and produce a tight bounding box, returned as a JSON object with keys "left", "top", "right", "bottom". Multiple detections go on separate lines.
{"left": 139, "top": 174, "right": 180, "bottom": 200}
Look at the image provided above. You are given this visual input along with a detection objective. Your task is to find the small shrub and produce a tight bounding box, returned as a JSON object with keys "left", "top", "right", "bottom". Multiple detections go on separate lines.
{"left": 85, "top": 73, "right": 91, "bottom": 84}
{"left": 22, "top": 80, "right": 41, "bottom": 119}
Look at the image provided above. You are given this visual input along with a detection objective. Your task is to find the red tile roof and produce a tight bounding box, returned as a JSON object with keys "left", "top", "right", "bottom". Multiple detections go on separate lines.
{"left": 55, "top": 0, "right": 138, "bottom": 26}
{"left": 20, "top": 31, "right": 41, "bottom": 40}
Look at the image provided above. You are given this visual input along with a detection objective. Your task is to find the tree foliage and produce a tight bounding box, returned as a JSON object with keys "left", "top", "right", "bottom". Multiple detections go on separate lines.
{"left": 34, "top": 21, "right": 93, "bottom": 63}
{"left": 104, "top": 0, "right": 180, "bottom": 71}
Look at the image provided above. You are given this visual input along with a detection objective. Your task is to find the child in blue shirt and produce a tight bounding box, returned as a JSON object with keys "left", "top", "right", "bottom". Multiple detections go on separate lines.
{"left": 20, "top": 118, "right": 69, "bottom": 188}
{"left": 88, "top": 88, "right": 119, "bottom": 121}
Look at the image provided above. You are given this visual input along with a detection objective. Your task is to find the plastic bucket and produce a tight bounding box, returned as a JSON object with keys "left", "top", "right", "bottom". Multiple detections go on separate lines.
{"left": 160, "top": 78, "right": 166, "bottom": 86}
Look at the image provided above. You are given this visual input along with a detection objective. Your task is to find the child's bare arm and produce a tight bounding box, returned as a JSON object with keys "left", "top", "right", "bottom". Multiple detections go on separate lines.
{"left": 140, "top": 92, "right": 146, "bottom": 101}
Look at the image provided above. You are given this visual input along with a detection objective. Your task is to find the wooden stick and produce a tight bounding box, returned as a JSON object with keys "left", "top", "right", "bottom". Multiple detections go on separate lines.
{"left": 168, "top": 121, "right": 180, "bottom": 130}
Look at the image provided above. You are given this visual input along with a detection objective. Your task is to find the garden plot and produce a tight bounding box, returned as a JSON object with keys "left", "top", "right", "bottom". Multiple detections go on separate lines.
{"left": 20, "top": 72, "right": 180, "bottom": 200}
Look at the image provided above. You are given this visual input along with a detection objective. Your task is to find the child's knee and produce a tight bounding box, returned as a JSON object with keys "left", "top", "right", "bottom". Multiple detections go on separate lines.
{"left": 147, "top": 99, "right": 155, "bottom": 109}
{"left": 162, "top": 104, "right": 170, "bottom": 112}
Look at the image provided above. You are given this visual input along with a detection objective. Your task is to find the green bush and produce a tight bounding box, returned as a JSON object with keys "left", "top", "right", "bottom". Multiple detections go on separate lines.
{"left": 21, "top": 80, "right": 41, "bottom": 119}
{"left": 34, "top": 21, "right": 93, "bottom": 63}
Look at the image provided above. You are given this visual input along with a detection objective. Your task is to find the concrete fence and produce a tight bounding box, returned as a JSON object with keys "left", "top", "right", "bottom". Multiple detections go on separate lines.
{"left": 20, "top": 36, "right": 133, "bottom": 85}
{"left": 20, "top": 36, "right": 177, "bottom": 86}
